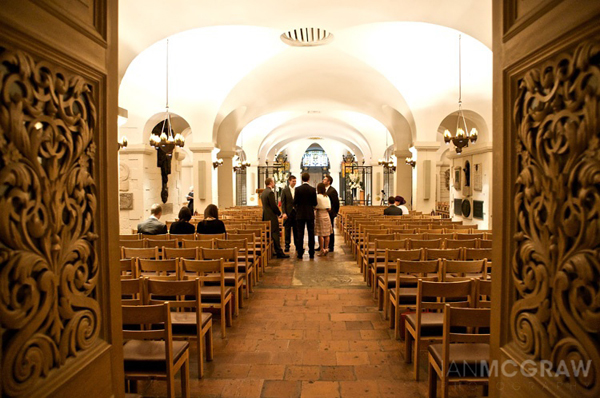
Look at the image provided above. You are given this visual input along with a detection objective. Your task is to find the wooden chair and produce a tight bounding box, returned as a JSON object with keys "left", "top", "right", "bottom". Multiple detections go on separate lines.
{"left": 182, "top": 239, "right": 213, "bottom": 250}
{"left": 475, "top": 279, "right": 492, "bottom": 308}
{"left": 231, "top": 230, "right": 264, "bottom": 278}
{"left": 137, "top": 258, "right": 180, "bottom": 280}
{"left": 120, "top": 233, "right": 141, "bottom": 241}
{"left": 388, "top": 259, "right": 440, "bottom": 339}
{"left": 428, "top": 306, "right": 490, "bottom": 398}
{"left": 121, "top": 247, "right": 159, "bottom": 260}
{"left": 144, "top": 278, "right": 213, "bottom": 378}
{"left": 163, "top": 247, "right": 199, "bottom": 260}
{"left": 423, "top": 248, "right": 462, "bottom": 261}
{"left": 120, "top": 239, "right": 146, "bottom": 249}
{"left": 215, "top": 238, "right": 254, "bottom": 298}
{"left": 464, "top": 248, "right": 492, "bottom": 261}
{"left": 443, "top": 259, "right": 487, "bottom": 281}
{"left": 456, "top": 233, "right": 485, "bottom": 241}
{"left": 200, "top": 248, "right": 242, "bottom": 316}
{"left": 120, "top": 258, "right": 138, "bottom": 279}
{"left": 444, "top": 239, "right": 477, "bottom": 250}
{"left": 375, "top": 248, "right": 422, "bottom": 316}
{"left": 405, "top": 279, "right": 475, "bottom": 381}
{"left": 246, "top": 224, "right": 271, "bottom": 262}
{"left": 121, "top": 277, "right": 143, "bottom": 304}
{"left": 169, "top": 233, "right": 196, "bottom": 246}
{"left": 141, "top": 234, "right": 170, "bottom": 240}
{"left": 181, "top": 259, "right": 233, "bottom": 338}
{"left": 146, "top": 238, "right": 178, "bottom": 249}
{"left": 397, "top": 233, "right": 425, "bottom": 240}
{"left": 360, "top": 233, "right": 395, "bottom": 282}
{"left": 122, "top": 303, "right": 190, "bottom": 398}
{"left": 425, "top": 233, "right": 455, "bottom": 241}
{"left": 369, "top": 239, "right": 409, "bottom": 295}
{"left": 410, "top": 239, "right": 442, "bottom": 250}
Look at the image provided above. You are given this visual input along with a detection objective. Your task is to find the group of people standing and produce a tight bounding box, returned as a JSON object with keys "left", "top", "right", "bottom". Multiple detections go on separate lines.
{"left": 261, "top": 173, "right": 339, "bottom": 260}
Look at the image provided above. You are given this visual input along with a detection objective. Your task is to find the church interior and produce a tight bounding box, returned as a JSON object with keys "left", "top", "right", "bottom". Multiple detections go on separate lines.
{"left": 0, "top": 1, "right": 598, "bottom": 397}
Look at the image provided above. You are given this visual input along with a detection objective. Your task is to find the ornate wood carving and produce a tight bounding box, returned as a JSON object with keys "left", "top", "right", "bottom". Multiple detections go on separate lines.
{"left": 0, "top": 46, "right": 100, "bottom": 396}
{"left": 512, "top": 39, "right": 600, "bottom": 396}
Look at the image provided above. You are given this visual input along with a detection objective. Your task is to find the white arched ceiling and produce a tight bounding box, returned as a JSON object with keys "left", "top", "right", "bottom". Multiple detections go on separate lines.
{"left": 119, "top": 0, "right": 491, "bottom": 81}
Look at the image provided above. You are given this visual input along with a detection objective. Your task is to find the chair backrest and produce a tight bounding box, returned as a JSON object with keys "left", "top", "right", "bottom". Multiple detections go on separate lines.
{"left": 141, "top": 234, "right": 169, "bottom": 240}
{"left": 452, "top": 228, "right": 471, "bottom": 234}
{"left": 120, "top": 239, "right": 146, "bottom": 249}
{"left": 456, "top": 233, "right": 485, "bottom": 241}
{"left": 445, "top": 239, "right": 478, "bottom": 249}
{"left": 366, "top": 233, "right": 395, "bottom": 244}
{"left": 122, "top": 303, "right": 172, "bottom": 347}
{"left": 120, "top": 234, "right": 141, "bottom": 241}
{"left": 375, "top": 239, "right": 407, "bottom": 251}
{"left": 145, "top": 238, "right": 178, "bottom": 248}
{"left": 423, "top": 248, "right": 462, "bottom": 261}
{"left": 121, "top": 247, "right": 159, "bottom": 260}
{"left": 144, "top": 278, "right": 201, "bottom": 312}
{"left": 418, "top": 280, "right": 475, "bottom": 311}
{"left": 200, "top": 247, "right": 238, "bottom": 262}
{"left": 396, "top": 233, "right": 425, "bottom": 240}
{"left": 462, "top": 224, "right": 479, "bottom": 230}
{"left": 137, "top": 258, "right": 180, "bottom": 280}
{"left": 120, "top": 258, "right": 137, "bottom": 279}
{"left": 443, "top": 259, "right": 487, "bottom": 281}
{"left": 169, "top": 233, "right": 195, "bottom": 243}
{"left": 385, "top": 248, "right": 423, "bottom": 262}
{"left": 182, "top": 239, "right": 213, "bottom": 249}
{"left": 476, "top": 279, "right": 492, "bottom": 308}
{"left": 410, "top": 239, "right": 442, "bottom": 250}
{"left": 418, "top": 228, "right": 444, "bottom": 234}
{"left": 480, "top": 239, "right": 493, "bottom": 248}
{"left": 426, "top": 233, "right": 455, "bottom": 241}
{"left": 197, "top": 233, "right": 225, "bottom": 241}
{"left": 394, "top": 259, "right": 440, "bottom": 285}
{"left": 162, "top": 247, "right": 199, "bottom": 260}
{"left": 181, "top": 259, "right": 226, "bottom": 295}
{"left": 444, "top": 305, "right": 490, "bottom": 345}
{"left": 121, "top": 277, "right": 143, "bottom": 304}
{"left": 464, "top": 248, "right": 493, "bottom": 261}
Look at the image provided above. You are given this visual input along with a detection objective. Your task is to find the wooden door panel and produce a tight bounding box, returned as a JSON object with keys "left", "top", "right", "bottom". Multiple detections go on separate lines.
{"left": 0, "top": 0, "right": 121, "bottom": 397}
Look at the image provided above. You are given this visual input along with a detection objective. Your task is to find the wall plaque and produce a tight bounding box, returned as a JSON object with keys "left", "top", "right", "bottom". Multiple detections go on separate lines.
{"left": 120, "top": 193, "right": 133, "bottom": 210}
{"left": 473, "top": 200, "right": 484, "bottom": 219}
{"left": 454, "top": 198, "right": 463, "bottom": 216}
{"left": 473, "top": 163, "right": 483, "bottom": 191}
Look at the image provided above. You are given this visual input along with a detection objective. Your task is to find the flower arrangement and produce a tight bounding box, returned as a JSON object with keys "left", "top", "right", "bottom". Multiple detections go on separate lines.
{"left": 274, "top": 170, "right": 287, "bottom": 192}
{"left": 348, "top": 171, "right": 362, "bottom": 191}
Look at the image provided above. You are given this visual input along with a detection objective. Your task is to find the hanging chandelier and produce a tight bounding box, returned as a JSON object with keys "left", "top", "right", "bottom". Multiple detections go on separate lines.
{"left": 405, "top": 156, "right": 416, "bottom": 167}
{"left": 378, "top": 133, "right": 396, "bottom": 171}
{"left": 233, "top": 131, "right": 250, "bottom": 172}
{"left": 443, "top": 35, "right": 478, "bottom": 154}
{"left": 149, "top": 39, "right": 185, "bottom": 156}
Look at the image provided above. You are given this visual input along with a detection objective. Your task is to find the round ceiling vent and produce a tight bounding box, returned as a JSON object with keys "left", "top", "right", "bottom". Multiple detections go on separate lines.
{"left": 281, "top": 28, "right": 333, "bottom": 47}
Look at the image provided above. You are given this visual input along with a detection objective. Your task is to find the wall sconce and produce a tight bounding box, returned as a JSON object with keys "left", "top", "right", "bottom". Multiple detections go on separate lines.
{"left": 213, "top": 159, "right": 223, "bottom": 169}
{"left": 405, "top": 156, "right": 416, "bottom": 167}
{"left": 118, "top": 136, "right": 128, "bottom": 150}
{"left": 233, "top": 160, "right": 251, "bottom": 172}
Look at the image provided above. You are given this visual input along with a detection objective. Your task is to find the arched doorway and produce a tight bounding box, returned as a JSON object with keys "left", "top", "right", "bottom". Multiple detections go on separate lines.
{"left": 300, "top": 144, "right": 330, "bottom": 187}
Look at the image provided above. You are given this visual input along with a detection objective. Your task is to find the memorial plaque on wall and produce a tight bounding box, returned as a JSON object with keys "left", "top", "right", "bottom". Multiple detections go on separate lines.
{"left": 120, "top": 193, "right": 133, "bottom": 210}
{"left": 454, "top": 198, "right": 463, "bottom": 216}
{"left": 473, "top": 163, "right": 483, "bottom": 191}
{"left": 473, "top": 200, "right": 484, "bottom": 219}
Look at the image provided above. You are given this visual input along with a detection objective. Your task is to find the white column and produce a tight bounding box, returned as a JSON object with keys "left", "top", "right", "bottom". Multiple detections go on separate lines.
{"left": 394, "top": 150, "right": 413, "bottom": 209}
{"left": 412, "top": 142, "right": 440, "bottom": 213}
{"left": 217, "top": 150, "right": 236, "bottom": 209}
{"left": 246, "top": 165, "right": 259, "bottom": 206}
{"left": 189, "top": 143, "right": 214, "bottom": 215}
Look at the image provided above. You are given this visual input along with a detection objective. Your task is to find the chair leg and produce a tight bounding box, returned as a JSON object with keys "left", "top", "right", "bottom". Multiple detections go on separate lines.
{"left": 167, "top": 370, "right": 176, "bottom": 398}
{"left": 227, "top": 300, "right": 233, "bottom": 326}
{"left": 414, "top": 338, "right": 420, "bottom": 381}
{"left": 428, "top": 361, "right": 437, "bottom": 398}
{"left": 205, "top": 325, "right": 214, "bottom": 361}
{"left": 220, "top": 306, "right": 227, "bottom": 338}
{"left": 441, "top": 374, "right": 449, "bottom": 398}
{"left": 405, "top": 329, "right": 413, "bottom": 363}
{"left": 233, "top": 290, "right": 239, "bottom": 316}
{"left": 197, "top": 334, "right": 204, "bottom": 379}
{"left": 181, "top": 357, "right": 190, "bottom": 398}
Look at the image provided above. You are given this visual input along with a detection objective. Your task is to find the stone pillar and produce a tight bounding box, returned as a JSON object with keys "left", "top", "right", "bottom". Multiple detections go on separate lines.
{"left": 394, "top": 150, "right": 413, "bottom": 209}
{"left": 413, "top": 142, "right": 440, "bottom": 213}
{"left": 217, "top": 150, "right": 236, "bottom": 209}
{"left": 189, "top": 143, "right": 214, "bottom": 215}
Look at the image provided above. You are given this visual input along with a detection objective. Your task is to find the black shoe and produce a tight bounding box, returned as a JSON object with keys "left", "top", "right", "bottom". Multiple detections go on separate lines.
{"left": 277, "top": 254, "right": 290, "bottom": 259}
{"left": 285, "top": 247, "right": 290, "bottom": 252}
{"left": 309, "top": 255, "right": 315, "bottom": 259}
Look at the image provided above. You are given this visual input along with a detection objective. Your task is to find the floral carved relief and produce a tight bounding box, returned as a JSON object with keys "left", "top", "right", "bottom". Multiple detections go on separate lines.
{"left": 0, "top": 46, "right": 100, "bottom": 396}
{"left": 512, "top": 40, "right": 600, "bottom": 396}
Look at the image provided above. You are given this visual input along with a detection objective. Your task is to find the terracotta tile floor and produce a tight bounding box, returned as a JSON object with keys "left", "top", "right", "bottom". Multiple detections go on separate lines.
{"left": 137, "top": 228, "right": 482, "bottom": 397}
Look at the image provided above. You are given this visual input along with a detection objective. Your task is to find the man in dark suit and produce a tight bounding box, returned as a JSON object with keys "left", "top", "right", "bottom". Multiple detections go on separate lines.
{"left": 137, "top": 203, "right": 168, "bottom": 235}
{"left": 294, "top": 172, "right": 317, "bottom": 259}
{"left": 281, "top": 174, "right": 298, "bottom": 253}
{"left": 384, "top": 196, "right": 403, "bottom": 215}
{"left": 323, "top": 175, "right": 340, "bottom": 252}
{"left": 261, "top": 177, "right": 289, "bottom": 259}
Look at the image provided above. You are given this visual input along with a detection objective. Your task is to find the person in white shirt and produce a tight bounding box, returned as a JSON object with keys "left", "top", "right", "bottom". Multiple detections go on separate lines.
{"left": 314, "top": 182, "right": 332, "bottom": 256}
{"left": 395, "top": 195, "right": 410, "bottom": 215}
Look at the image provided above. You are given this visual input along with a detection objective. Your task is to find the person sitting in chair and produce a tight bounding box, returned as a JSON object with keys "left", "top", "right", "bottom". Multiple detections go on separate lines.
{"left": 384, "top": 196, "right": 403, "bottom": 215}
{"left": 137, "top": 203, "right": 168, "bottom": 235}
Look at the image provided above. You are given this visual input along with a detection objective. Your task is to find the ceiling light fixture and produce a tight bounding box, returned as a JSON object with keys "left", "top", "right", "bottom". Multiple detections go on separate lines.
{"left": 281, "top": 28, "right": 333, "bottom": 47}
{"left": 378, "top": 133, "right": 396, "bottom": 171}
{"left": 443, "top": 35, "right": 478, "bottom": 154}
{"left": 405, "top": 156, "right": 416, "bottom": 167}
{"left": 233, "top": 131, "right": 251, "bottom": 172}
{"left": 149, "top": 39, "right": 185, "bottom": 156}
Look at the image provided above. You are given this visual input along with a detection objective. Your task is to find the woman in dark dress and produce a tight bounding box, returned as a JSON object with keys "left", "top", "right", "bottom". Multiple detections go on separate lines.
{"left": 197, "top": 204, "right": 226, "bottom": 234}
{"left": 169, "top": 206, "right": 196, "bottom": 235}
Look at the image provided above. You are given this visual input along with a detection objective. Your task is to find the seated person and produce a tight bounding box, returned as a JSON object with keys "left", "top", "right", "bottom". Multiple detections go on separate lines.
{"left": 169, "top": 206, "right": 195, "bottom": 235}
{"left": 137, "top": 203, "right": 168, "bottom": 235}
{"left": 396, "top": 195, "right": 409, "bottom": 215}
{"left": 196, "top": 204, "right": 226, "bottom": 235}
{"left": 384, "top": 196, "right": 403, "bottom": 215}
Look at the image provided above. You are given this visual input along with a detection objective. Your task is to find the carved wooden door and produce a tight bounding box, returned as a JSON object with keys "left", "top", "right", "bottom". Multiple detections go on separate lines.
{"left": 492, "top": 1, "right": 600, "bottom": 397}
{"left": 0, "top": 1, "right": 123, "bottom": 397}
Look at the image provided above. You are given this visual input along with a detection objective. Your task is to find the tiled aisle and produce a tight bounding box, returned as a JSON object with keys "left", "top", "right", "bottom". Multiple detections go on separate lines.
{"left": 141, "top": 228, "right": 429, "bottom": 397}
